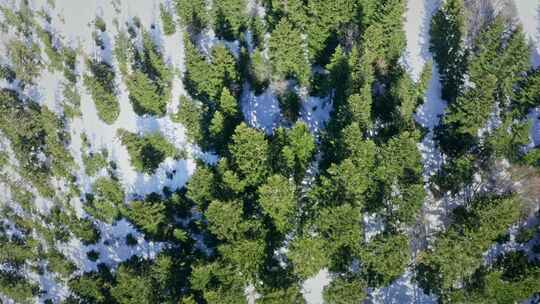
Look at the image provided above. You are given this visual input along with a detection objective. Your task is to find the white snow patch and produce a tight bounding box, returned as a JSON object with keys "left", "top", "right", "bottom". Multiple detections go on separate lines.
{"left": 31, "top": 69, "right": 65, "bottom": 115}
{"left": 244, "top": 283, "right": 261, "bottom": 304}
{"left": 514, "top": 0, "right": 540, "bottom": 68}
{"left": 29, "top": 268, "right": 70, "bottom": 304}
{"left": 363, "top": 213, "right": 385, "bottom": 242}
{"left": 368, "top": 269, "right": 437, "bottom": 304}
{"left": 527, "top": 107, "right": 540, "bottom": 148}
{"left": 415, "top": 67, "right": 446, "bottom": 179}
{"left": 58, "top": 219, "right": 164, "bottom": 272}
{"left": 300, "top": 95, "right": 333, "bottom": 136}
{"left": 301, "top": 268, "right": 331, "bottom": 304}
{"left": 514, "top": 0, "right": 540, "bottom": 149}
{"left": 402, "top": 0, "right": 442, "bottom": 81}
{"left": 241, "top": 84, "right": 283, "bottom": 134}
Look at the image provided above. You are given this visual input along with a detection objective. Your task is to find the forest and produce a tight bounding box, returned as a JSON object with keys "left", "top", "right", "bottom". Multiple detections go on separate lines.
{"left": 0, "top": 0, "right": 539, "bottom": 303}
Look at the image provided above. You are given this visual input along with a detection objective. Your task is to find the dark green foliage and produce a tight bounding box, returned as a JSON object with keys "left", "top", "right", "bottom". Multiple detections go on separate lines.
{"left": 433, "top": 154, "right": 475, "bottom": 195}
{"left": 376, "top": 131, "right": 425, "bottom": 225}
{"left": 514, "top": 68, "right": 540, "bottom": 116}
{"left": 118, "top": 129, "right": 179, "bottom": 174}
{"left": 0, "top": 270, "right": 38, "bottom": 304}
{"left": 126, "top": 29, "right": 173, "bottom": 116}
{"left": 3, "top": 1, "right": 540, "bottom": 301}
{"left": 160, "top": 3, "right": 176, "bottom": 35}
{"left": 416, "top": 195, "right": 523, "bottom": 299}
{"left": 429, "top": 0, "right": 466, "bottom": 103}
{"left": 229, "top": 123, "right": 270, "bottom": 186}
{"left": 85, "top": 177, "right": 125, "bottom": 223}
{"left": 191, "top": 261, "right": 247, "bottom": 303}
{"left": 83, "top": 148, "right": 109, "bottom": 177}
{"left": 268, "top": 18, "right": 310, "bottom": 86}
{"left": 323, "top": 276, "right": 367, "bottom": 304}
{"left": 184, "top": 39, "right": 239, "bottom": 100}
{"left": 437, "top": 18, "right": 530, "bottom": 156}
{"left": 5, "top": 38, "right": 42, "bottom": 85}
{"left": 258, "top": 285, "right": 305, "bottom": 303}
{"left": 288, "top": 236, "right": 328, "bottom": 279}
{"left": 249, "top": 49, "right": 271, "bottom": 93}
{"left": 315, "top": 204, "right": 363, "bottom": 269}
{"left": 126, "top": 199, "right": 167, "bottom": 237}
{"left": 83, "top": 59, "right": 119, "bottom": 124}
{"left": 449, "top": 251, "right": 540, "bottom": 303}
{"left": 360, "top": 233, "right": 410, "bottom": 287}
{"left": 186, "top": 164, "right": 216, "bottom": 208}
{"left": 304, "top": 0, "right": 358, "bottom": 63}
{"left": 313, "top": 139, "right": 376, "bottom": 208}
{"left": 47, "top": 249, "right": 77, "bottom": 277}
{"left": 205, "top": 200, "right": 245, "bottom": 241}
{"left": 272, "top": 122, "right": 316, "bottom": 181}
{"left": 111, "top": 261, "right": 155, "bottom": 304}
{"left": 360, "top": 0, "right": 406, "bottom": 67}
{"left": 174, "top": 0, "right": 209, "bottom": 33}
{"left": 69, "top": 267, "right": 114, "bottom": 304}
{"left": 0, "top": 89, "right": 73, "bottom": 197}
{"left": 70, "top": 217, "right": 101, "bottom": 245}
{"left": 278, "top": 90, "right": 300, "bottom": 123}
{"left": 174, "top": 95, "right": 205, "bottom": 144}
{"left": 258, "top": 174, "right": 297, "bottom": 233}
{"left": 212, "top": 0, "right": 248, "bottom": 40}
{"left": 486, "top": 117, "right": 530, "bottom": 162}
{"left": 524, "top": 148, "right": 540, "bottom": 168}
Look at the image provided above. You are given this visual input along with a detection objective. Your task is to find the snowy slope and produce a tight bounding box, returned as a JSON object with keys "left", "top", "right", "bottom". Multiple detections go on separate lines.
{"left": 0, "top": 1, "right": 195, "bottom": 301}
{"left": 514, "top": 0, "right": 540, "bottom": 148}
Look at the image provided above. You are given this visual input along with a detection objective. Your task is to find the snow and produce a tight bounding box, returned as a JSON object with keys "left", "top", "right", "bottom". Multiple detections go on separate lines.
{"left": 0, "top": 1, "right": 204, "bottom": 299}
{"left": 406, "top": 0, "right": 449, "bottom": 238}
{"left": 29, "top": 268, "right": 70, "bottom": 304}
{"left": 300, "top": 95, "right": 333, "bottom": 136}
{"left": 195, "top": 28, "right": 241, "bottom": 58}
{"left": 244, "top": 284, "right": 261, "bottom": 304}
{"left": 241, "top": 84, "right": 283, "bottom": 134}
{"left": 301, "top": 268, "right": 331, "bottom": 304}
{"left": 31, "top": 69, "right": 65, "bottom": 115}
{"left": 58, "top": 219, "right": 164, "bottom": 273}
{"left": 527, "top": 101, "right": 540, "bottom": 148}
{"left": 402, "top": 0, "right": 442, "bottom": 81}
{"left": 514, "top": 0, "right": 540, "bottom": 68}
{"left": 240, "top": 80, "right": 332, "bottom": 136}
{"left": 368, "top": 269, "right": 437, "bottom": 304}
{"left": 363, "top": 213, "right": 385, "bottom": 242}
{"left": 514, "top": 0, "right": 540, "bottom": 149}
{"left": 41, "top": 0, "right": 203, "bottom": 200}
{"left": 415, "top": 66, "right": 447, "bottom": 177}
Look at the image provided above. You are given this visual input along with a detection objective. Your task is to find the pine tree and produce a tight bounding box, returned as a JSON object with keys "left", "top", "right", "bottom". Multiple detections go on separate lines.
{"left": 229, "top": 123, "right": 270, "bottom": 186}
{"left": 429, "top": 0, "right": 466, "bottom": 103}
{"left": 268, "top": 18, "right": 310, "bottom": 86}
{"left": 258, "top": 174, "right": 297, "bottom": 233}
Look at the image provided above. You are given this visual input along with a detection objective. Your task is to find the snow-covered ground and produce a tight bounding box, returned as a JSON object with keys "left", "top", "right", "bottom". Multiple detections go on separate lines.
{"left": 241, "top": 84, "right": 283, "bottom": 134}
{"left": 514, "top": 0, "right": 540, "bottom": 148}
{"left": 0, "top": 1, "right": 194, "bottom": 301}
{"left": 369, "top": 270, "right": 436, "bottom": 304}
{"left": 402, "top": 0, "right": 441, "bottom": 81}
{"left": 301, "top": 268, "right": 331, "bottom": 304}
{"left": 57, "top": 219, "right": 164, "bottom": 273}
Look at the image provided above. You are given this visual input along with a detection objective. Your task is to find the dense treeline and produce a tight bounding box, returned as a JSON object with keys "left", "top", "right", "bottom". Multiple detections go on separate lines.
{"left": 0, "top": 0, "right": 539, "bottom": 303}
